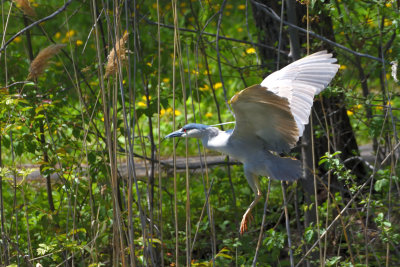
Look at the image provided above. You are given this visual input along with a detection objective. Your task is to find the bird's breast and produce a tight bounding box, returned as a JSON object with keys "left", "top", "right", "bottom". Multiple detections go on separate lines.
{"left": 204, "top": 132, "right": 229, "bottom": 151}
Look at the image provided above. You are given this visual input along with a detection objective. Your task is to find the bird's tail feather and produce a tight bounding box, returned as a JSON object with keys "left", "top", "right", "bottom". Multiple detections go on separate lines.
{"left": 267, "top": 155, "right": 302, "bottom": 181}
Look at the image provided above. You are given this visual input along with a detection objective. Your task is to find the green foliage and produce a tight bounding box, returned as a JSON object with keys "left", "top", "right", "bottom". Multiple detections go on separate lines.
{"left": 374, "top": 212, "right": 400, "bottom": 244}
{"left": 319, "top": 151, "right": 361, "bottom": 193}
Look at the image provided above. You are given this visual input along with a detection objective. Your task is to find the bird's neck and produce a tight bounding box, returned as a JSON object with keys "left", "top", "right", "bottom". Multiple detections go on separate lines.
{"left": 200, "top": 127, "right": 219, "bottom": 141}
{"left": 202, "top": 127, "right": 231, "bottom": 153}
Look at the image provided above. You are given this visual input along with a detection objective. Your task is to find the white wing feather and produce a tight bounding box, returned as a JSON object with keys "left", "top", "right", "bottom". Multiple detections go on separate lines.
{"left": 261, "top": 50, "right": 339, "bottom": 136}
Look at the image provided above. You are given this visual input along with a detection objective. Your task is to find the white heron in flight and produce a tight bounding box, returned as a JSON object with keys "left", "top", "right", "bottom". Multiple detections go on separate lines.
{"left": 166, "top": 51, "right": 339, "bottom": 234}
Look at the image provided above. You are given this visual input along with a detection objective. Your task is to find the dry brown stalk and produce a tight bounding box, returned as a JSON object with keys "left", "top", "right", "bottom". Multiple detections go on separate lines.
{"left": 105, "top": 32, "right": 129, "bottom": 78}
{"left": 28, "top": 44, "right": 66, "bottom": 80}
{"left": 13, "top": 0, "right": 36, "bottom": 17}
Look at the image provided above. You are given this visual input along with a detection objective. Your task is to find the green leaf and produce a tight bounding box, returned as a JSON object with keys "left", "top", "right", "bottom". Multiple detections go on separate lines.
{"left": 21, "top": 106, "right": 33, "bottom": 112}
{"left": 34, "top": 114, "right": 45, "bottom": 119}
{"left": 304, "top": 228, "right": 314, "bottom": 243}
{"left": 374, "top": 179, "right": 388, "bottom": 192}
{"left": 215, "top": 247, "right": 232, "bottom": 259}
{"left": 325, "top": 256, "right": 341, "bottom": 266}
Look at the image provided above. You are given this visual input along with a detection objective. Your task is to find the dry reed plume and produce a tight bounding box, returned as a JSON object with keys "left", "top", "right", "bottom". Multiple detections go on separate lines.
{"left": 13, "top": 0, "right": 36, "bottom": 17}
{"left": 28, "top": 44, "right": 66, "bottom": 80}
{"left": 105, "top": 32, "right": 129, "bottom": 77}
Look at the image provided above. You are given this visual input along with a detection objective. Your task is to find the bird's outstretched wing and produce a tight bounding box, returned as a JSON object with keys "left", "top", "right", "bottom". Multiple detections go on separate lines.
{"left": 230, "top": 51, "right": 339, "bottom": 153}
{"left": 231, "top": 84, "right": 299, "bottom": 152}
{"left": 260, "top": 50, "right": 339, "bottom": 136}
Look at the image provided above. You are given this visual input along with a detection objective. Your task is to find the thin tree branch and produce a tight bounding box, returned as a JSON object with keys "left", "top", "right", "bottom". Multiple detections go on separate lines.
{"left": 0, "top": 0, "right": 73, "bottom": 53}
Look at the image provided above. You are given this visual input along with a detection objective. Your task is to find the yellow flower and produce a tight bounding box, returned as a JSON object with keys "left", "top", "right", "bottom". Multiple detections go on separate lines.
{"left": 226, "top": 4, "right": 233, "bottom": 9}
{"left": 191, "top": 70, "right": 199, "bottom": 75}
{"left": 122, "top": 79, "right": 126, "bottom": 84}
{"left": 238, "top": 4, "right": 246, "bottom": 10}
{"left": 142, "top": 95, "right": 152, "bottom": 101}
{"left": 16, "top": 126, "right": 22, "bottom": 130}
{"left": 66, "top": 30, "right": 75, "bottom": 38}
{"left": 246, "top": 47, "right": 256, "bottom": 54}
{"left": 205, "top": 112, "right": 212, "bottom": 118}
{"left": 339, "top": 31, "right": 345, "bottom": 35}
{"left": 237, "top": 27, "right": 243, "bottom": 32}
{"left": 89, "top": 81, "right": 98, "bottom": 86}
{"left": 163, "top": 78, "right": 170, "bottom": 83}
{"left": 203, "top": 69, "right": 211, "bottom": 75}
{"left": 214, "top": 82, "right": 222, "bottom": 89}
{"left": 167, "top": 107, "right": 173, "bottom": 113}
{"left": 138, "top": 101, "right": 147, "bottom": 107}
{"left": 146, "top": 62, "right": 152, "bottom": 67}
{"left": 76, "top": 40, "right": 83, "bottom": 46}
{"left": 199, "top": 84, "right": 210, "bottom": 91}
{"left": 386, "top": 3, "right": 392, "bottom": 7}
{"left": 174, "top": 110, "right": 181, "bottom": 116}
{"left": 339, "top": 65, "right": 347, "bottom": 70}
{"left": 366, "top": 18, "right": 374, "bottom": 26}
{"left": 348, "top": 104, "right": 362, "bottom": 114}
{"left": 384, "top": 19, "right": 392, "bottom": 27}
{"left": 14, "top": 36, "right": 22, "bottom": 43}
{"left": 54, "top": 32, "right": 61, "bottom": 39}
{"left": 160, "top": 109, "right": 166, "bottom": 116}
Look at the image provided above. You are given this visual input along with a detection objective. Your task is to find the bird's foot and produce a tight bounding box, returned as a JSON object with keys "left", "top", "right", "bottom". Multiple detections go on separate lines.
{"left": 240, "top": 210, "right": 253, "bottom": 235}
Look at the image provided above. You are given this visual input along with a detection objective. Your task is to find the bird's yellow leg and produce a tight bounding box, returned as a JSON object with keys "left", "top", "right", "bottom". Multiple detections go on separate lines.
{"left": 240, "top": 190, "right": 262, "bottom": 234}
{"left": 240, "top": 168, "right": 262, "bottom": 234}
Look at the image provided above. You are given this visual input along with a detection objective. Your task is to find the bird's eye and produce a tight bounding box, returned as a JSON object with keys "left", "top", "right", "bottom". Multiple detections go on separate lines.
{"left": 183, "top": 129, "right": 186, "bottom": 133}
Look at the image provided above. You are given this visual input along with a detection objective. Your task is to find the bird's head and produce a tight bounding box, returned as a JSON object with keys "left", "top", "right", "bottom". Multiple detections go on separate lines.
{"left": 165, "top": 123, "right": 212, "bottom": 139}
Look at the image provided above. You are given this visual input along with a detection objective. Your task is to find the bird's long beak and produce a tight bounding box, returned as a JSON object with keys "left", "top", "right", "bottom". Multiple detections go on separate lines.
{"left": 165, "top": 129, "right": 184, "bottom": 139}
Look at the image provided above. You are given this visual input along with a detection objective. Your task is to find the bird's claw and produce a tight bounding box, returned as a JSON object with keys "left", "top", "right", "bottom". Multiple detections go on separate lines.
{"left": 240, "top": 211, "right": 253, "bottom": 235}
